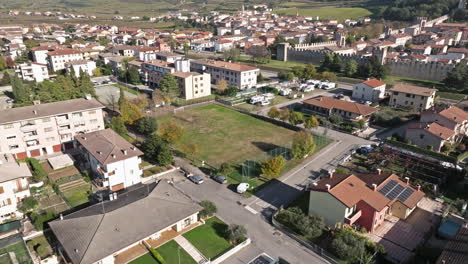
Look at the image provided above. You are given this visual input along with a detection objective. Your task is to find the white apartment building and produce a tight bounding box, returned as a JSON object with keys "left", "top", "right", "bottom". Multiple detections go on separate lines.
{"left": 173, "top": 72, "right": 211, "bottom": 100}
{"left": 76, "top": 129, "right": 144, "bottom": 192}
{"left": 389, "top": 83, "right": 437, "bottom": 112}
{"left": 66, "top": 60, "right": 97, "bottom": 77}
{"left": 46, "top": 49, "right": 84, "bottom": 72}
{"left": 15, "top": 62, "right": 50, "bottom": 82}
{"left": 352, "top": 79, "right": 387, "bottom": 103}
{"left": 31, "top": 45, "right": 59, "bottom": 64}
{"left": 0, "top": 98, "right": 105, "bottom": 159}
{"left": 190, "top": 59, "right": 259, "bottom": 89}
{"left": 141, "top": 60, "right": 175, "bottom": 88}
{"left": 0, "top": 154, "right": 32, "bottom": 223}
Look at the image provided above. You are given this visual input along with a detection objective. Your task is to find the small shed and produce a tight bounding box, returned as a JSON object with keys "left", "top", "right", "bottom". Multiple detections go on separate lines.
{"left": 47, "top": 154, "right": 74, "bottom": 170}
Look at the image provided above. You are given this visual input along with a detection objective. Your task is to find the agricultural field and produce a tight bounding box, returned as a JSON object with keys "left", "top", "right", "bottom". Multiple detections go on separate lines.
{"left": 274, "top": 7, "right": 372, "bottom": 21}
{"left": 159, "top": 104, "right": 297, "bottom": 167}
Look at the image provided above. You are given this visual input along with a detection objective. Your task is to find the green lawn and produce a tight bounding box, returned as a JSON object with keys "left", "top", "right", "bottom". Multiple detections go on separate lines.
{"left": 239, "top": 57, "right": 308, "bottom": 72}
{"left": 0, "top": 242, "right": 33, "bottom": 264}
{"left": 128, "top": 252, "right": 157, "bottom": 264}
{"left": 62, "top": 185, "right": 91, "bottom": 207}
{"left": 183, "top": 217, "right": 233, "bottom": 260}
{"left": 274, "top": 7, "right": 372, "bottom": 21}
{"left": 158, "top": 240, "right": 197, "bottom": 264}
{"left": 160, "top": 104, "right": 297, "bottom": 167}
{"left": 437, "top": 91, "right": 466, "bottom": 101}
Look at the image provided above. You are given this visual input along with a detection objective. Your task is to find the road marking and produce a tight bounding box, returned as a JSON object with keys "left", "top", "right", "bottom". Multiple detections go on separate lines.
{"left": 245, "top": 205, "right": 259, "bottom": 215}
{"left": 247, "top": 140, "right": 342, "bottom": 207}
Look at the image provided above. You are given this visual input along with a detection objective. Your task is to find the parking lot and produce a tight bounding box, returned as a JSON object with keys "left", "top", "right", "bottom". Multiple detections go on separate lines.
{"left": 94, "top": 85, "right": 138, "bottom": 105}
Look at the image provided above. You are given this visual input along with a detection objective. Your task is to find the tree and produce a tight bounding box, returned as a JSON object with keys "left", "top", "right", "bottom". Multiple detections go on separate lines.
{"left": 127, "top": 67, "right": 140, "bottom": 84}
{"left": 0, "top": 72, "right": 10, "bottom": 86}
{"left": 289, "top": 111, "right": 303, "bottom": 125}
{"left": 218, "top": 163, "right": 234, "bottom": 176}
{"left": 291, "top": 131, "right": 316, "bottom": 159}
{"left": 0, "top": 56, "right": 6, "bottom": 70}
{"left": 224, "top": 86, "right": 238, "bottom": 97}
{"left": 120, "top": 101, "right": 143, "bottom": 125}
{"left": 331, "top": 55, "right": 344, "bottom": 73}
{"left": 216, "top": 79, "right": 228, "bottom": 93}
{"left": 182, "top": 143, "right": 199, "bottom": 158}
{"left": 344, "top": 60, "right": 358, "bottom": 77}
{"left": 5, "top": 56, "right": 14, "bottom": 68}
{"left": 302, "top": 64, "right": 317, "bottom": 80}
{"left": 246, "top": 45, "right": 270, "bottom": 63}
{"left": 226, "top": 224, "right": 247, "bottom": 245}
{"left": 142, "top": 134, "right": 173, "bottom": 166}
{"left": 261, "top": 155, "right": 286, "bottom": 178}
{"left": 159, "top": 73, "right": 180, "bottom": 98}
{"left": 357, "top": 119, "right": 366, "bottom": 129}
{"left": 444, "top": 63, "right": 468, "bottom": 93}
{"left": 136, "top": 116, "right": 158, "bottom": 135}
{"left": 109, "top": 117, "right": 128, "bottom": 137}
{"left": 304, "top": 115, "right": 319, "bottom": 129}
{"left": 79, "top": 72, "right": 96, "bottom": 96}
{"left": 267, "top": 106, "right": 280, "bottom": 119}
{"left": 329, "top": 114, "right": 343, "bottom": 124}
{"left": 279, "top": 108, "right": 290, "bottom": 122}
{"left": 98, "top": 37, "right": 110, "bottom": 47}
{"left": 183, "top": 41, "right": 190, "bottom": 57}
{"left": 14, "top": 51, "right": 29, "bottom": 64}
{"left": 199, "top": 200, "right": 217, "bottom": 218}
{"left": 330, "top": 229, "right": 371, "bottom": 263}
{"left": 93, "top": 67, "right": 102, "bottom": 77}
{"left": 320, "top": 71, "right": 337, "bottom": 82}
{"left": 159, "top": 121, "right": 184, "bottom": 143}
{"left": 257, "top": 72, "right": 264, "bottom": 83}
{"left": 223, "top": 48, "right": 241, "bottom": 62}
{"left": 11, "top": 75, "right": 31, "bottom": 105}
{"left": 18, "top": 196, "right": 38, "bottom": 213}
{"left": 276, "top": 207, "right": 324, "bottom": 239}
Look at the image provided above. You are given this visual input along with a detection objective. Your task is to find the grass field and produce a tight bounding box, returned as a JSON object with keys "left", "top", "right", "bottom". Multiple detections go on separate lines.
{"left": 128, "top": 252, "right": 157, "bottom": 264}
{"left": 239, "top": 57, "right": 309, "bottom": 72}
{"left": 183, "top": 217, "right": 233, "bottom": 260}
{"left": 62, "top": 185, "right": 91, "bottom": 207}
{"left": 160, "top": 104, "right": 297, "bottom": 167}
{"left": 274, "top": 7, "right": 372, "bottom": 21}
{"left": 158, "top": 240, "right": 197, "bottom": 264}
{"left": 0, "top": 242, "right": 33, "bottom": 264}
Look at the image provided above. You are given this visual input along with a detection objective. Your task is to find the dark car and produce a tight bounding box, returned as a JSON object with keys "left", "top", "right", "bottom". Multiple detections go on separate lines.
{"left": 188, "top": 175, "right": 204, "bottom": 184}
{"left": 211, "top": 175, "right": 227, "bottom": 184}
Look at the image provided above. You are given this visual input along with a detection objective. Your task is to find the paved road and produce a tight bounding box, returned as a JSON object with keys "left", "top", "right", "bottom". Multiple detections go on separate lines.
{"left": 173, "top": 125, "right": 372, "bottom": 263}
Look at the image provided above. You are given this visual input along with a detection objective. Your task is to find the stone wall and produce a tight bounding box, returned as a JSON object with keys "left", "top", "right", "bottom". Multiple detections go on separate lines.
{"left": 387, "top": 61, "right": 454, "bottom": 82}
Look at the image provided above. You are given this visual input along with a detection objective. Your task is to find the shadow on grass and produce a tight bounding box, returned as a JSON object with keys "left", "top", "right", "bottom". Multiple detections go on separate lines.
{"left": 251, "top": 141, "right": 281, "bottom": 152}
{"left": 212, "top": 221, "right": 229, "bottom": 240}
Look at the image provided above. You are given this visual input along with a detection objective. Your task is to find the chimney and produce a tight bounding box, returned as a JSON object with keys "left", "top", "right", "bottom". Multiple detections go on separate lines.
{"left": 122, "top": 149, "right": 127, "bottom": 155}
{"left": 404, "top": 177, "right": 410, "bottom": 185}
{"left": 312, "top": 182, "right": 318, "bottom": 186}
{"left": 372, "top": 183, "right": 377, "bottom": 191}
{"left": 60, "top": 214, "right": 63, "bottom": 220}
{"left": 328, "top": 169, "right": 335, "bottom": 178}
{"left": 111, "top": 154, "right": 116, "bottom": 158}
{"left": 325, "top": 184, "right": 331, "bottom": 191}
{"left": 97, "top": 151, "right": 102, "bottom": 155}
{"left": 83, "top": 136, "right": 87, "bottom": 140}
{"left": 130, "top": 146, "right": 135, "bottom": 150}
{"left": 417, "top": 184, "right": 421, "bottom": 192}
{"left": 33, "top": 110, "right": 37, "bottom": 115}
{"left": 376, "top": 168, "right": 381, "bottom": 175}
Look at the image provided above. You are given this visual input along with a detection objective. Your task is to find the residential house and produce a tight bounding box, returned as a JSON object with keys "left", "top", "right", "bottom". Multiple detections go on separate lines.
{"left": 173, "top": 72, "right": 211, "bottom": 100}
{"left": 0, "top": 98, "right": 105, "bottom": 159}
{"left": 420, "top": 106, "right": 468, "bottom": 137}
{"left": 47, "top": 49, "right": 85, "bottom": 72}
{"left": 31, "top": 45, "right": 59, "bottom": 64}
{"left": 388, "top": 83, "right": 437, "bottom": 111}
{"left": 303, "top": 96, "right": 379, "bottom": 121}
{"left": 15, "top": 63, "right": 49, "bottom": 82}
{"left": 191, "top": 59, "right": 259, "bottom": 89}
{"left": 49, "top": 181, "right": 202, "bottom": 264}
{"left": 388, "top": 34, "right": 412, "bottom": 46}
{"left": 405, "top": 122, "right": 457, "bottom": 151}
{"left": 141, "top": 60, "right": 175, "bottom": 88}
{"left": 309, "top": 172, "right": 424, "bottom": 232}
{"left": 352, "top": 79, "right": 386, "bottom": 103}
{"left": 65, "top": 60, "right": 97, "bottom": 77}
{"left": 76, "top": 129, "right": 143, "bottom": 192}
{"left": 154, "top": 52, "right": 184, "bottom": 63}
{"left": 0, "top": 154, "right": 32, "bottom": 223}
{"left": 436, "top": 226, "right": 468, "bottom": 264}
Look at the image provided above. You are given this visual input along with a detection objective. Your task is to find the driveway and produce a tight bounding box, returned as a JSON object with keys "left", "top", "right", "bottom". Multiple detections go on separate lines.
{"left": 94, "top": 85, "right": 137, "bottom": 106}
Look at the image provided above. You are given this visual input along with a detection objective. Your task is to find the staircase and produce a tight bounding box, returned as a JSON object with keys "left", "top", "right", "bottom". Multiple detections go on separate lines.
{"left": 59, "top": 179, "right": 88, "bottom": 192}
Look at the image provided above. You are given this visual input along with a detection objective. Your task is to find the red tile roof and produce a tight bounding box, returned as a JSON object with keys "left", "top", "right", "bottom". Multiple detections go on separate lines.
{"left": 47, "top": 49, "right": 83, "bottom": 56}
{"left": 407, "top": 122, "right": 455, "bottom": 140}
{"left": 438, "top": 106, "right": 468, "bottom": 124}
{"left": 362, "top": 78, "right": 386, "bottom": 88}
{"left": 389, "top": 83, "right": 437, "bottom": 96}
{"left": 303, "top": 96, "right": 378, "bottom": 116}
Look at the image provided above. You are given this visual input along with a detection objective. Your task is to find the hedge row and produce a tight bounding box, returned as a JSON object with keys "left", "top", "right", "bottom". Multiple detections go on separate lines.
{"left": 27, "top": 158, "right": 49, "bottom": 182}
{"left": 149, "top": 248, "right": 167, "bottom": 264}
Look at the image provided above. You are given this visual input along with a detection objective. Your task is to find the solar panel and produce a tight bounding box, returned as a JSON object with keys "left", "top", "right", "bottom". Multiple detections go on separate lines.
{"left": 387, "top": 184, "right": 405, "bottom": 200}
{"left": 398, "top": 188, "right": 415, "bottom": 202}
{"left": 378, "top": 180, "right": 398, "bottom": 196}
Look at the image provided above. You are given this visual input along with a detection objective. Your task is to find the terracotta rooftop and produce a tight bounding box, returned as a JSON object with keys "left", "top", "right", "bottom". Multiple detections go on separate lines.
{"left": 407, "top": 122, "right": 455, "bottom": 140}
{"left": 193, "top": 59, "right": 259, "bottom": 72}
{"left": 47, "top": 49, "right": 83, "bottom": 56}
{"left": 303, "top": 96, "right": 378, "bottom": 116}
{"left": 389, "top": 83, "right": 437, "bottom": 97}
{"left": 361, "top": 78, "right": 386, "bottom": 88}
{"left": 436, "top": 226, "right": 468, "bottom": 264}
{"left": 438, "top": 106, "right": 468, "bottom": 124}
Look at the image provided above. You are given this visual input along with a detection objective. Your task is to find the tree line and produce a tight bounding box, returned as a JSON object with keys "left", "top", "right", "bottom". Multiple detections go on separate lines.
{"left": 319, "top": 54, "right": 388, "bottom": 80}
{"left": 372, "top": 0, "right": 460, "bottom": 21}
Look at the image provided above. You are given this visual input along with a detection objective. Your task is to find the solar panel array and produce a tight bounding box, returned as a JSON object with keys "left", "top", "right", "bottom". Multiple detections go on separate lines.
{"left": 378, "top": 180, "right": 415, "bottom": 202}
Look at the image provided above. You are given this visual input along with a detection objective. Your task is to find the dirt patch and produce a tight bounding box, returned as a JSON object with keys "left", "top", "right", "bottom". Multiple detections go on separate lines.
{"left": 41, "top": 162, "right": 80, "bottom": 182}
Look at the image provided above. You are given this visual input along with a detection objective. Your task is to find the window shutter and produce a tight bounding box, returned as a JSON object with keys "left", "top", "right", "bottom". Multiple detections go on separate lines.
{"left": 0, "top": 186, "right": 4, "bottom": 194}
{"left": 7, "top": 198, "right": 11, "bottom": 205}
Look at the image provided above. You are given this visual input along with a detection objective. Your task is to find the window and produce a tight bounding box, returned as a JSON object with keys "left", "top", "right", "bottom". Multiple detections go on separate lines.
{"left": 393, "top": 92, "right": 399, "bottom": 96}
{"left": 420, "top": 134, "right": 424, "bottom": 139}
{"left": 406, "top": 94, "right": 411, "bottom": 98}
{"left": 90, "top": 119, "right": 98, "bottom": 124}
{"left": 44, "top": 127, "right": 53, "bottom": 132}
{"left": 88, "top": 110, "right": 96, "bottom": 115}
{"left": 8, "top": 145, "right": 19, "bottom": 150}
{"left": 46, "top": 137, "right": 55, "bottom": 142}
{"left": 42, "top": 117, "right": 51, "bottom": 123}
{"left": 0, "top": 186, "right": 4, "bottom": 194}
{"left": 6, "top": 135, "right": 16, "bottom": 140}
{"left": 72, "top": 112, "right": 83, "bottom": 118}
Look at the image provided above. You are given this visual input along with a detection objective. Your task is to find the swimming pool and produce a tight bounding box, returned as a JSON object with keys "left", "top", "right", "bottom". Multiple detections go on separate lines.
{"left": 438, "top": 219, "right": 462, "bottom": 238}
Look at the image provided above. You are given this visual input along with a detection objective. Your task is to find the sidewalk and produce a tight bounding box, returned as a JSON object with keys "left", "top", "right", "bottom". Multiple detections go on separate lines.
{"left": 174, "top": 235, "right": 207, "bottom": 263}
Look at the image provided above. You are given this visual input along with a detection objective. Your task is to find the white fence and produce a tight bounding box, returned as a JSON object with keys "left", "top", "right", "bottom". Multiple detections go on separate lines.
{"left": 140, "top": 166, "right": 178, "bottom": 183}
{"left": 210, "top": 238, "right": 251, "bottom": 264}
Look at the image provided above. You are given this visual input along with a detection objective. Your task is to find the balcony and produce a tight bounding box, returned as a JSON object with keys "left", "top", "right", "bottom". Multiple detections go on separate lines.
{"left": 14, "top": 185, "right": 29, "bottom": 193}
{"left": 344, "top": 210, "right": 362, "bottom": 226}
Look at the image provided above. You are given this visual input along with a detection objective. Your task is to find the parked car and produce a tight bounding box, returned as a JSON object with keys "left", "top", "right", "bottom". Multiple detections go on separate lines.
{"left": 334, "top": 93, "right": 344, "bottom": 99}
{"left": 258, "top": 100, "right": 270, "bottom": 106}
{"left": 211, "top": 175, "right": 227, "bottom": 184}
{"left": 321, "top": 81, "right": 336, "bottom": 89}
{"left": 6, "top": 99, "right": 14, "bottom": 103}
{"left": 303, "top": 85, "right": 314, "bottom": 92}
{"left": 188, "top": 175, "right": 204, "bottom": 184}
{"left": 249, "top": 95, "right": 264, "bottom": 104}
{"left": 357, "top": 147, "right": 373, "bottom": 154}
{"left": 237, "top": 183, "right": 250, "bottom": 194}
{"left": 262, "top": 93, "right": 275, "bottom": 100}
{"left": 279, "top": 88, "right": 292, "bottom": 96}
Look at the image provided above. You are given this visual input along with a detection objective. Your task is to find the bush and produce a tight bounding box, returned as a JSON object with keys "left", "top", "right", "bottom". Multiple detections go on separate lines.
{"left": 27, "top": 158, "right": 48, "bottom": 182}
{"left": 136, "top": 116, "right": 158, "bottom": 136}
{"left": 18, "top": 197, "right": 38, "bottom": 213}
{"left": 329, "top": 114, "right": 343, "bottom": 124}
{"left": 149, "top": 248, "right": 167, "bottom": 264}
{"left": 199, "top": 200, "right": 217, "bottom": 218}
{"left": 334, "top": 167, "right": 349, "bottom": 174}
{"left": 276, "top": 207, "right": 324, "bottom": 239}
{"left": 29, "top": 210, "right": 57, "bottom": 230}
{"left": 227, "top": 224, "right": 247, "bottom": 245}
{"left": 330, "top": 228, "right": 383, "bottom": 262}
{"left": 218, "top": 163, "right": 234, "bottom": 176}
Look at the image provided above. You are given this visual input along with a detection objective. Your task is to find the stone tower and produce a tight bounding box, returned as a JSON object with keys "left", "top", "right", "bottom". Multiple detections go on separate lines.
{"left": 335, "top": 31, "right": 346, "bottom": 47}
{"left": 459, "top": 0, "right": 467, "bottom": 9}
{"left": 277, "top": 43, "right": 290, "bottom": 62}
{"left": 416, "top": 17, "right": 428, "bottom": 30}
